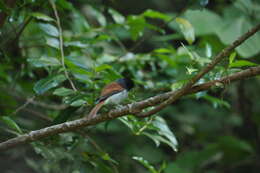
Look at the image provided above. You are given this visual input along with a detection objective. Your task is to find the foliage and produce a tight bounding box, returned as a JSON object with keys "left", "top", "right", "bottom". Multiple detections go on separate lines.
{"left": 0, "top": 0, "right": 260, "bottom": 173}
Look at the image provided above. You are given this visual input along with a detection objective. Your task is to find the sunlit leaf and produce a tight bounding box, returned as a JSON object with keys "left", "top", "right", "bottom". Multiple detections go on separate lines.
{"left": 86, "top": 6, "right": 106, "bottom": 26}
{"left": 143, "top": 9, "right": 171, "bottom": 21}
{"left": 31, "top": 12, "right": 54, "bottom": 22}
{"left": 39, "top": 23, "right": 59, "bottom": 37}
{"left": 98, "top": 53, "right": 117, "bottom": 63}
{"left": 108, "top": 8, "right": 125, "bottom": 24}
{"left": 95, "top": 64, "right": 112, "bottom": 72}
{"left": 229, "top": 60, "right": 258, "bottom": 68}
{"left": 46, "top": 37, "right": 60, "bottom": 49}
{"left": 64, "top": 41, "right": 88, "bottom": 48}
{"left": 152, "top": 117, "right": 178, "bottom": 151}
{"left": 154, "top": 48, "right": 174, "bottom": 54}
{"left": 175, "top": 17, "right": 195, "bottom": 44}
{"left": 101, "top": 153, "right": 118, "bottom": 164}
{"left": 133, "top": 156, "right": 158, "bottom": 173}
{"left": 229, "top": 52, "right": 237, "bottom": 65}
{"left": 186, "top": 66, "right": 198, "bottom": 74}
{"left": 205, "top": 43, "right": 212, "bottom": 58}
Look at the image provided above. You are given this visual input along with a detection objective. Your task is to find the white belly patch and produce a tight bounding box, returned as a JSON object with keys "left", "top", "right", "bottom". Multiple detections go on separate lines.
{"left": 105, "top": 90, "right": 128, "bottom": 104}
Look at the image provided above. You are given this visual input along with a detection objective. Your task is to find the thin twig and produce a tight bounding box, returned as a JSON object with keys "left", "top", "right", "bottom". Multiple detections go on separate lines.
{"left": 0, "top": 66, "right": 260, "bottom": 151}
{"left": 23, "top": 108, "right": 52, "bottom": 122}
{"left": 135, "top": 116, "right": 155, "bottom": 135}
{"left": 49, "top": 0, "right": 77, "bottom": 91}
{"left": 107, "top": 30, "right": 128, "bottom": 53}
{"left": 13, "top": 96, "right": 36, "bottom": 115}
{"left": 29, "top": 100, "right": 67, "bottom": 110}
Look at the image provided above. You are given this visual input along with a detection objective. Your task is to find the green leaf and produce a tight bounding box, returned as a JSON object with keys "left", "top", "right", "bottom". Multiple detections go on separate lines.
{"left": 143, "top": 133, "right": 167, "bottom": 147}
{"left": 0, "top": 116, "right": 22, "bottom": 134}
{"left": 65, "top": 55, "right": 91, "bottom": 70}
{"left": 229, "top": 52, "right": 237, "bottom": 65}
{"left": 127, "top": 15, "right": 147, "bottom": 40}
{"left": 205, "top": 43, "right": 212, "bottom": 58}
{"left": 203, "top": 95, "right": 230, "bottom": 108}
{"left": 98, "top": 53, "right": 117, "bottom": 63}
{"left": 133, "top": 156, "right": 158, "bottom": 173}
{"left": 39, "top": 23, "right": 59, "bottom": 37}
{"left": 152, "top": 117, "right": 178, "bottom": 151}
{"left": 57, "top": 0, "right": 74, "bottom": 10}
{"left": 27, "top": 56, "right": 61, "bottom": 67}
{"left": 118, "top": 116, "right": 136, "bottom": 131}
{"left": 108, "top": 8, "right": 125, "bottom": 24}
{"left": 53, "top": 87, "right": 74, "bottom": 96}
{"left": 218, "top": 136, "right": 253, "bottom": 153}
{"left": 46, "top": 37, "right": 60, "bottom": 49}
{"left": 216, "top": 17, "right": 260, "bottom": 57}
{"left": 95, "top": 64, "right": 112, "bottom": 72}
{"left": 70, "top": 99, "right": 86, "bottom": 107}
{"left": 64, "top": 41, "right": 88, "bottom": 48}
{"left": 33, "top": 74, "right": 66, "bottom": 94}
{"left": 175, "top": 17, "right": 195, "bottom": 44}
{"left": 158, "top": 161, "right": 167, "bottom": 173}
{"left": 101, "top": 153, "right": 118, "bottom": 164}
{"left": 186, "top": 66, "right": 198, "bottom": 74}
{"left": 154, "top": 48, "right": 174, "bottom": 54}
{"left": 229, "top": 60, "right": 258, "bottom": 68}
{"left": 143, "top": 9, "right": 171, "bottom": 21}
{"left": 183, "top": 9, "right": 221, "bottom": 36}
{"left": 87, "top": 6, "right": 106, "bottom": 26}
{"left": 157, "top": 54, "right": 177, "bottom": 67}
{"left": 31, "top": 12, "right": 54, "bottom": 22}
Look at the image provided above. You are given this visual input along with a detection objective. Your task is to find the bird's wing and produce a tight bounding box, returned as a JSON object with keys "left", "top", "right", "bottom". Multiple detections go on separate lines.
{"left": 96, "top": 82, "right": 124, "bottom": 103}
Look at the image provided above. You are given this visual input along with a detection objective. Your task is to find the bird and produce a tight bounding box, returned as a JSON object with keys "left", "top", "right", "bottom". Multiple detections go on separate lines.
{"left": 87, "top": 78, "right": 134, "bottom": 119}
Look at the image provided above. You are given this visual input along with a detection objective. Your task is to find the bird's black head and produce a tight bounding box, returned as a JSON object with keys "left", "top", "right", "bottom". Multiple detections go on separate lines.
{"left": 117, "top": 78, "right": 134, "bottom": 91}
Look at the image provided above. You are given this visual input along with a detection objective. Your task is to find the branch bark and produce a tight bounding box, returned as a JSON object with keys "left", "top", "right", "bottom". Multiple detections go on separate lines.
{"left": 0, "top": 66, "right": 260, "bottom": 151}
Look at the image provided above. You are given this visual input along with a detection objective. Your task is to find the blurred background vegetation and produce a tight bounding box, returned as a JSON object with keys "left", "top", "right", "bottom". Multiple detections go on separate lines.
{"left": 0, "top": 0, "right": 260, "bottom": 172}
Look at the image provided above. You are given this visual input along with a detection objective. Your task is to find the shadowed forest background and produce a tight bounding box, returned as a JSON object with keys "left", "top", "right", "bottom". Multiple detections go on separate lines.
{"left": 1, "top": 0, "right": 260, "bottom": 173}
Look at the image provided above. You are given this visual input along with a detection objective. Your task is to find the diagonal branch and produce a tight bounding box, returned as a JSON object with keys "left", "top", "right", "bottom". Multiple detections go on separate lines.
{"left": 138, "top": 23, "right": 260, "bottom": 117}
{"left": 0, "top": 66, "right": 260, "bottom": 151}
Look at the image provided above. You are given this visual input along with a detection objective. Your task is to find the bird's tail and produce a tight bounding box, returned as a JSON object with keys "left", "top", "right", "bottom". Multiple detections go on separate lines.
{"left": 87, "top": 101, "right": 105, "bottom": 120}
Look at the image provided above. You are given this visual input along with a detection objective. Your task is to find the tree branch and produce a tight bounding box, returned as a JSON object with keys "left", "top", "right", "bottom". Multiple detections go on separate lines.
{"left": 138, "top": 23, "right": 260, "bottom": 117}
{"left": 0, "top": 66, "right": 259, "bottom": 151}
